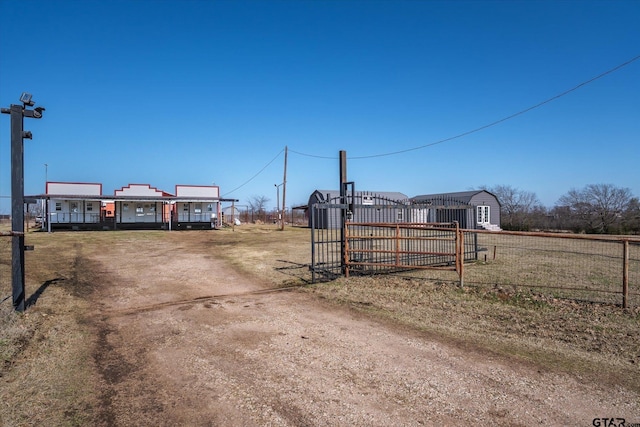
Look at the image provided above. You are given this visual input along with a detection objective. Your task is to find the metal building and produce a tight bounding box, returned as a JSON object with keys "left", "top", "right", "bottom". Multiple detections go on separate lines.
{"left": 307, "top": 189, "right": 410, "bottom": 229}
{"left": 410, "top": 190, "right": 502, "bottom": 231}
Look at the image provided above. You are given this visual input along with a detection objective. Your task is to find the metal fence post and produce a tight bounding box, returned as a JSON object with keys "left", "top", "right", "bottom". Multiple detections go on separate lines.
{"left": 311, "top": 204, "right": 316, "bottom": 283}
{"left": 623, "top": 239, "right": 629, "bottom": 309}
{"left": 455, "top": 222, "right": 464, "bottom": 287}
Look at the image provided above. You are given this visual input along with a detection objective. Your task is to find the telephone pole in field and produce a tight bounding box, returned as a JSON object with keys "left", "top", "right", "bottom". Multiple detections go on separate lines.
{"left": 280, "top": 146, "right": 287, "bottom": 230}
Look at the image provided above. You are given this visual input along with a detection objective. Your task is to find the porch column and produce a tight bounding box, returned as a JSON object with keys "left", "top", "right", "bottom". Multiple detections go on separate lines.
{"left": 47, "top": 197, "right": 51, "bottom": 233}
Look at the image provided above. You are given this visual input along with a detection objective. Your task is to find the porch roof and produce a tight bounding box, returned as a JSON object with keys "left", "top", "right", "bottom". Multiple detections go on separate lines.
{"left": 26, "top": 194, "right": 238, "bottom": 203}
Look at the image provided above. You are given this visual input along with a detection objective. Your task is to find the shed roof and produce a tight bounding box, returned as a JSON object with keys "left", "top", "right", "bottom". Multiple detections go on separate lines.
{"left": 411, "top": 190, "right": 499, "bottom": 205}
{"left": 28, "top": 181, "right": 238, "bottom": 203}
{"left": 312, "top": 190, "right": 409, "bottom": 203}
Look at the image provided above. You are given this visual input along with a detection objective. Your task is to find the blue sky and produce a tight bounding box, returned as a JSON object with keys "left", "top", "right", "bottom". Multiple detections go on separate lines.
{"left": 1, "top": 0, "right": 638, "bottom": 213}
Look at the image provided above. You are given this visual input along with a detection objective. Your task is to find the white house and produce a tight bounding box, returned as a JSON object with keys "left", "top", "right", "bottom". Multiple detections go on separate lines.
{"left": 114, "top": 184, "right": 172, "bottom": 226}
{"left": 46, "top": 182, "right": 104, "bottom": 229}
{"left": 173, "top": 185, "right": 221, "bottom": 229}
{"left": 33, "top": 181, "right": 234, "bottom": 231}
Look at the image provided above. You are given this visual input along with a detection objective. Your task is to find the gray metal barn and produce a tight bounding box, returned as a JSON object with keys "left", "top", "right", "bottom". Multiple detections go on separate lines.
{"left": 307, "top": 190, "right": 409, "bottom": 229}
{"left": 410, "top": 190, "right": 501, "bottom": 230}
{"left": 307, "top": 189, "right": 501, "bottom": 230}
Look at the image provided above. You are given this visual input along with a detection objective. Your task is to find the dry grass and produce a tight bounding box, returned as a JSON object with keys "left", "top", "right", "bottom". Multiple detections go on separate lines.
{"left": 0, "top": 229, "right": 98, "bottom": 426}
{"left": 1, "top": 223, "right": 639, "bottom": 425}
{"left": 213, "top": 225, "right": 640, "bottom": 391}
{"left": 305, "top": 275, "right": 640, "bottom": 390}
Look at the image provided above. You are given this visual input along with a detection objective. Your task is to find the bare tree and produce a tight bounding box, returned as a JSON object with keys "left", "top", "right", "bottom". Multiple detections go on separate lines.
{"left": 622, "top": 197, "right": 640, "bottom": 234}
{"left": 482, "top": 185, "right": 541, "bottom": 230}
{"left": 557, "top": 184, "right": 633, "bottom": 233}
{"left": 247, "top": 195, "right": 270, "bottom": 216}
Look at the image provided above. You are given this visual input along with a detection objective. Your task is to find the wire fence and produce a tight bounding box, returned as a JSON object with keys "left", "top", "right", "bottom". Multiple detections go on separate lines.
{"left": 423, "top": 230, "right": 640, "bottom": 308}
{"left": 310, "top": 198, "right": 640, "bottom": 308}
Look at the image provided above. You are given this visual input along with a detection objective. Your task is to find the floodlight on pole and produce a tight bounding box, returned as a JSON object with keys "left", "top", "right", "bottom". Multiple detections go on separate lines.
{"left": 1, "top": 93, "right": 45, "bottom": 312}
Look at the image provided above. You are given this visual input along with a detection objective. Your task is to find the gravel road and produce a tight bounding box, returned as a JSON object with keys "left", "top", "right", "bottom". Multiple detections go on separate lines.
{"left": 88, "top": 243, "right": 639, "bottom": 426}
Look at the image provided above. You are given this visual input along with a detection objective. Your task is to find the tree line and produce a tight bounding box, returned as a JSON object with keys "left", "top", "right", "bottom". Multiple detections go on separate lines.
{"left": 483, "top": 184, "right": 639, "bottom": 234}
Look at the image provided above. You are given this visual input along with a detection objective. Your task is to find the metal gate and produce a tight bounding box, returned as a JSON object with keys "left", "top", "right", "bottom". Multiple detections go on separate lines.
{"left": 310, "top": 193, "right": 480, "bottom": 283}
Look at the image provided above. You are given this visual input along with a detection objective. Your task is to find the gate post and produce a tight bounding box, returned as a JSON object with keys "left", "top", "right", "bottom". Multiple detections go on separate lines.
{"left": 339, "top": 151, "right": 347, "bottom": 275}
{"left": 455, "top": 222, "right": 464, "bottom": 287}
{"left": 311, "top": 203, "right": 316, "bottom": 283}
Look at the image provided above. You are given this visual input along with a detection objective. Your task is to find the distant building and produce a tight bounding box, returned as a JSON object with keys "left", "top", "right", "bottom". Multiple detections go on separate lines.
{"left": 113, "top": 184, "right": 174, "bottom": 228}
{"left": 304, "top": 189, "right": 502, "bottom": 230}
{"left": 173, "top": 185, "right": 222, "bottom": 230}
{"left": 307, "top": 189, "right": 409, "bottom": 229}
{"left": 30, "top": 181, "right": 237, "bottom": 231}
{"left": 410, "top": 190, "right": 501, "bottom": 231}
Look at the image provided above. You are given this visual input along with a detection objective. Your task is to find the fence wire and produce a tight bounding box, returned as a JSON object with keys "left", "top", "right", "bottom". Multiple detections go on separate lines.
{"left": 421, "top": 231, "right": 639, "bottom": 307}
{"left": 317, "top": 226, "right": 640, "bottom": 306}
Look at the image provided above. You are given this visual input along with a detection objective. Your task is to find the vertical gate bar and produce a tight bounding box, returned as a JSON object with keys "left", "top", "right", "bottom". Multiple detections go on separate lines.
{"left": 310, "top": 205, "right": 316, "bottom": 283}
{"left": 345, "top": 223, "right": 350, "bottom": 278}
{"left": 459, "top": 227, "right": 465, "bottom": 287}
{"left": 329, "top": 208, "right": 334, "bottom": 276}
{"left": 455, "top": 225, "right": 460, "bottom": 284}
{"left": 395, "top": 223, "right": 400, "bottom": 268}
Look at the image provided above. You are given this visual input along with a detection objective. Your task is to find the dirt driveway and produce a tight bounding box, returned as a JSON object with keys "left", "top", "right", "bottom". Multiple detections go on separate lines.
{"left": 83, "top": 233, "right": 638, "bottom": 427}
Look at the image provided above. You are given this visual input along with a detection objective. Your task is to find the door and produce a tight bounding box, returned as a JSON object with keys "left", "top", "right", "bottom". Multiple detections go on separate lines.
{"left": 476, "top": 205, "right": 490, "bottom": 226}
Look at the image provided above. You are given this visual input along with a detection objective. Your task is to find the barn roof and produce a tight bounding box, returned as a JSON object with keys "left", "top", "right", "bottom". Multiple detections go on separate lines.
{"left": 410, "top": 190, "right": 499, "bottom": 206}
{"left": 311, "top": 190, "right": 409, "bottom": 203}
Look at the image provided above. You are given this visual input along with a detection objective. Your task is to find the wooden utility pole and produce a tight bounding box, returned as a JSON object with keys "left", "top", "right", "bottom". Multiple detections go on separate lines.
{"left": 281, "top": 146, "right": 287, "bottom": 230}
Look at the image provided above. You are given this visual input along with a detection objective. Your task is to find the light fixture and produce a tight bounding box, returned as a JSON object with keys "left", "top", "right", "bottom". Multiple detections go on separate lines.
{"left": 20, "top": 92, "right": 34, "bottom": 106}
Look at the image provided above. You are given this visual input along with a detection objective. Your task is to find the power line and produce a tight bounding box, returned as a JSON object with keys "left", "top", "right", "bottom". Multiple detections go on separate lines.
{"left": 222, "top": 148, "right": 284, "bottom": 197}
{"left": 289, "top": 54, "right": 640, "bottom": 160}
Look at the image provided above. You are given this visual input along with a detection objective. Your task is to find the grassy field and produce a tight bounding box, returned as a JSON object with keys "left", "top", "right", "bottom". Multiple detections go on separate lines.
{"left": 1, "top": 224, "right": 639, "bottom": 424}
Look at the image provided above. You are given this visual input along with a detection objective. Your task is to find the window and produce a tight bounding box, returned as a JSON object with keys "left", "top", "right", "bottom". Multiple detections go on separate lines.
{"left": 123, "top": 203, "right": 129, "bottom": 211}
{"left": 86, "top": 202, "right": 93, "bottom": 211}
{"left": 206, "top": 204, "right": 213, "bottom": 212}
{"left": 149, "top": 205, "right": 155, "bottom": 212}
{"left": 183, "top": 204, "right": 189, "bottom": 211}
{"left": 136, "top": 204, "right": 144, "bottom": 213}
{"left": 55, "top": 202, "right": 62, "bottom": 211}
{"left": 396, "top": 210, "right": 404, "bottom": 221}
{"left": 195, "top": 203, "right": 202, "bottom": 213}
{"left": 71, "top": 202, "right": 78, "bottom": 213}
